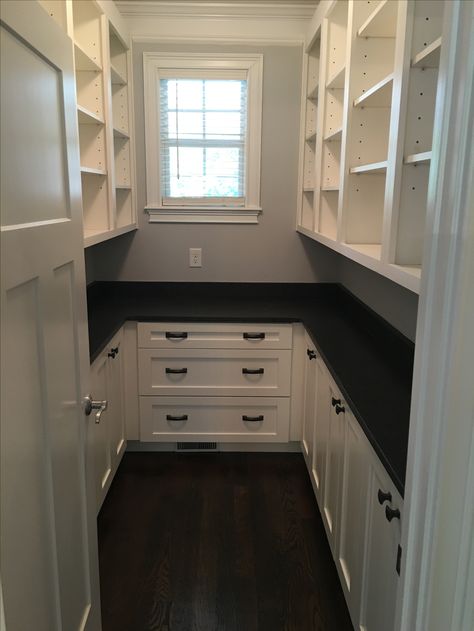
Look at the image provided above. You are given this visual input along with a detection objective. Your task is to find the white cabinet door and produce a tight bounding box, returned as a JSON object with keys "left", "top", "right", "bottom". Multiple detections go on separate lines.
{"left": 90, "top": 352, "right": 112, "bottom": 512}
{"left": 90, "top": 328, "right": 127, "bottom": 512}
{"left": 106, "top": 329, "right": 126, "bottom": 473}
{"left": 360, "top": 457, "right": 403, "bottom": 631}
{"left": 337, "top": 410, "right": 370, "bottom": 626}
{"left": 312, "top": 357, "right": 331, "bottom": 503}
{"left": 322, "top": 379, "right": 346, "bottom": 551}
{"left": 302, "top": 341, "right": 317, "bottom": 468}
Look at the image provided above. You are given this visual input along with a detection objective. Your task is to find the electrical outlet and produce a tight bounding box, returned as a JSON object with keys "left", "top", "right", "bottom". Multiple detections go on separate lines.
{"left": 189, "top": 248, "right": 202, "bottom": 267}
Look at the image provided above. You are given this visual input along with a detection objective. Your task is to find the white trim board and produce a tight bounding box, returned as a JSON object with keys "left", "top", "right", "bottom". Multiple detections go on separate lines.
{"left": 395, "top": 1, "right": 474, "bottom": 630}
{"left": 116, "top": 2, "right": 318, "bottom": 20}
{"left": 126, "top": 440, "right": 302, "bottom": 453}
{"left": 143, "top": 52, "right": 263, "bottom": 219}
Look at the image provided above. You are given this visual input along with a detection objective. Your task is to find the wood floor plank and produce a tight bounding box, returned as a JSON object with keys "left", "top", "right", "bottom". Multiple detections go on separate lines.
{"left": 98, "top": 453, "right": 353, "bottom": 631}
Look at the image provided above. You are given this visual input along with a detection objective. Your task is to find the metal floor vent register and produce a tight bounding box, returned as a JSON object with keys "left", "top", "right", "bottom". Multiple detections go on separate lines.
{"left": 176, "top": 442, "right": 217, "bottom": 451}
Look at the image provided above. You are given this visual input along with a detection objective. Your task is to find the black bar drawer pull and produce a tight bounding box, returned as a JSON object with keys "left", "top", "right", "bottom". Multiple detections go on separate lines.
{"left": 242, "top": 368, "right": 265, "bottom": 375}
{"left": 242, "top": 415, "right": 264, "bottom": 422}
{"left": 166, "top": 414, "right": 188, "bottom": 421}
{"left": 243, "top": 332, "right": 265, "bottom": 340}
{"left": 165, "top": 367, "right": 188, "bottom": 374}
{"left": 165, "top": 332, "right": 188, "bottom": 340}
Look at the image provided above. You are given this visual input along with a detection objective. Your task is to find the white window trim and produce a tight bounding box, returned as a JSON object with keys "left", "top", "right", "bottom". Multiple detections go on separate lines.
{"left": 143, "top": 52, "right": 263, "bottom": 223}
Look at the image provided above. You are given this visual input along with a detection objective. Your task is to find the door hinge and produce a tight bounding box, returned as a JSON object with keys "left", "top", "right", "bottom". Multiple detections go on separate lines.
{"left": 396, "top": 544, "right": 402, "bottom": 575}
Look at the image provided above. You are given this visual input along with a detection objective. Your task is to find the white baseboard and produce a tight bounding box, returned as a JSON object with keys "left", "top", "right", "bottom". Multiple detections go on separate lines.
{"left": 126, "top": 440, "right": 302, "bottom": 453}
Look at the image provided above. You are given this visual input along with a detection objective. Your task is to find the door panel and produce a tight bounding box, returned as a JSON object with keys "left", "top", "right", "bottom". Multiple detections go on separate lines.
{"left": 108, "top": 333, "right": 126, "bottom": 467}
{"left": 312, "top": 358, "right": 330, "bottom": 500}
{"left": 0, "top": 2, "right": 100, "bottom": 629}
{"left": 0, "top": 26, "right": 69, "bottom": 227}
{"left": 1, "top": 277, "right": 60, "bottom": 631}
{"left": 323, "top": 382, "right": 345, "bottom": 550}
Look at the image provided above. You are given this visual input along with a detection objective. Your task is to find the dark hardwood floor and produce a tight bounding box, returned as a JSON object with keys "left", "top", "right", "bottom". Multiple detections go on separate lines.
{"left": 98, "top": 452, "right": 353, "bottom": 631}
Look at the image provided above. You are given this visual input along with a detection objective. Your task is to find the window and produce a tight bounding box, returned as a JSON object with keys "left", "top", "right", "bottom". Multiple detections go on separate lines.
{"left": 143, "top": 53, "right": 263, "bottom": 223}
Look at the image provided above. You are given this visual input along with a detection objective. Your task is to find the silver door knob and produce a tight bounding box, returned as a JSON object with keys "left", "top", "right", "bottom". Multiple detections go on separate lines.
{"left": 83, "top": 395, "right": 108, "bottom": 424}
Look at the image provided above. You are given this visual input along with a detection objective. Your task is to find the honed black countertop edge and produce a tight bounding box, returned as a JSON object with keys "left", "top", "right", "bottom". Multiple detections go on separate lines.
{"left": 86, "top": 281, "right": 414, "bottom": 495}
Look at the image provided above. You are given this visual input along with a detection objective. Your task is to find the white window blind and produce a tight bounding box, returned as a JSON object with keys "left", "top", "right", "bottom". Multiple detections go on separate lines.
{"left": 159, "top": 76, "right": 248, "bottom": 206}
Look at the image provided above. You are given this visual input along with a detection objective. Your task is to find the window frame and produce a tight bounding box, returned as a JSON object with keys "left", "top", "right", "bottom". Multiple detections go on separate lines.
{"left": 143, "top": 52, "right": 263, "bottom": 224}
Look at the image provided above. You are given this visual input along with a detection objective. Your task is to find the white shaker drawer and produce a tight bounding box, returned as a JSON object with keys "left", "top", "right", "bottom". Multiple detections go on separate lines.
{"left": 138, "top": 349, "right": 292, "bottom": 397}
{"left": 137, "top": 322, "right": 293, "bottom": 350}
{"left": 139, "top": 396, "right": 290, "bottom": 442}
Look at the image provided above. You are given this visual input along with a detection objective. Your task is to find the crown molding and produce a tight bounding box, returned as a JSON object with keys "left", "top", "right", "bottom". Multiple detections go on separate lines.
{"left": 116, "top": 1, "right": 318, "bottom": 20}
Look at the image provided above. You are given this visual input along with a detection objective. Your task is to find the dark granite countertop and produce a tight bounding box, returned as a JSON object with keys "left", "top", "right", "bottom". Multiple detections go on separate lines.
{"left": 87, "top": 281, "right": 414, "bottom": 495}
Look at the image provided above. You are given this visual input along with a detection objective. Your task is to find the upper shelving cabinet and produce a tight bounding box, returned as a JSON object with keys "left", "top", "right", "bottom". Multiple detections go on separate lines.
{"left": 38, "top": 0, "right": 137, "bottom": 248}
{"left": 387, "top": 0, "right": 445, "bottom": 281}
{"left": 297, "top": 0, "right": 448, "bottom": 295}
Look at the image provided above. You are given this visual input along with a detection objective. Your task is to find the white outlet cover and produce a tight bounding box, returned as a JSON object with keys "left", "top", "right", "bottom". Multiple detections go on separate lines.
{"left": 189, "top": 248, "right": 202, "bottom": 267}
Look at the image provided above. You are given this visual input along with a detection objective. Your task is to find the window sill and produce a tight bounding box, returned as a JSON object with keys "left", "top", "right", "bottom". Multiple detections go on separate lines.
{"left": 145, "top": 206, "right": 262, "bottom": 224}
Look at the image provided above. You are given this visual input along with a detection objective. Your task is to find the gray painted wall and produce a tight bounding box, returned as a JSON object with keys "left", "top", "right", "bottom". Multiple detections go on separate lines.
{"left": 86, "top": 41, "right": 340, "bottom": 283}
{"left": 85, "top": 40, "right": 418, "bottom": 340}
{"left": 337, "top": 257, "right": 419, "bottom": 340}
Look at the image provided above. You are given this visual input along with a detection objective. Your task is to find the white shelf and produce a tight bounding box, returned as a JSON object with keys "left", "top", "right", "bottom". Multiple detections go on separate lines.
{"left": 77, "top": 105, "right": 104, "bottom": 125}
{"left": 412, "top": 37, "right": 442, "bottom": 69}
{"left": 113, "top": 127, "right": 130, "bottom": 140}
{"left": 324, "top": 126, "right": 342, "bottom": 142}
{"left": 84, "top": 224, "right": 137, "bottom": 249}
{"left": 303, "top": 187, "right": 315, "bottom": 193}
{"left": 344, "top": 243, "right": 382, "bottom": 261}
{"left": 80, "top": 166, "right": 107, "bottom": 176}
{"left": 74, "top": 42, "right": 102, "bottom": 72}
{"left": 354, "top": 74, "right": 393, "bottom": 108}
{"left": 357, "top": 0, "right": 398, "bottom": 38}
{"left": 116, "top": 184, "right": 131, "bottom": 190}
{"left": 404, "top": 151, "right": 432, "bottom": 165}
{"left": 321, "top": 186, "right": 340, "bottom": 192}
{"left": 350, "top": 160, "right": 387, "bottom": 175}
{"left": 326, "top": 65, "right": 345, "bottom": 90}
{"left": 306, "top": 131, "right": 317, "bottom": 143}
{"left": 111, "top": 63, "right": 127, "bottom": 85}
{"left": 307, "top": 84, "right": 319, "bottom": 100}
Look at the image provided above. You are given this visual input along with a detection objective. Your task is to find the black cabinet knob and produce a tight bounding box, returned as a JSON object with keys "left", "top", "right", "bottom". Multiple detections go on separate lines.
{"left": 378, "top": 489, "right": 392, "bottom": 505}
{"left": 331, "top": 397, "right": 341, "bottom": 407}
{"left": 385, "top": 506, "right": 401, "bottom": 522}
{"left": 307, "top": 349, "right": 317, "bottom": 360}
{"left": 335, "top": 404, "right": 345, "bottom": 415}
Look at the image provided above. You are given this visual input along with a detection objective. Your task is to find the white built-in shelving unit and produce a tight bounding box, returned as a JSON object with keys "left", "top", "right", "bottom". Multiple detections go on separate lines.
{"left": 297, "top": 0, "right": 447, "bottom": 294}
{"left": 38, "top": 0, "right": 137, "bottom": 248}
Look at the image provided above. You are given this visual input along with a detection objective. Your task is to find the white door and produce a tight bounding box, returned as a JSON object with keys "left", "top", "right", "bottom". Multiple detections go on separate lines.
{"left": 0, "top": 2, "right": 101, "bottom": 630}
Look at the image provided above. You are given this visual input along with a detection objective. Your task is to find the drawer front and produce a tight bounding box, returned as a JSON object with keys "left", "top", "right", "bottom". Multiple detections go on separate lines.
{"left": 138, "top": 349, "right": 291, "bottom": 397}
{"left": 137, "top": 322, "right": 293, "bottom": 350}
{"left": 139, "top": 396, "right": 290, "bottom": 442}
